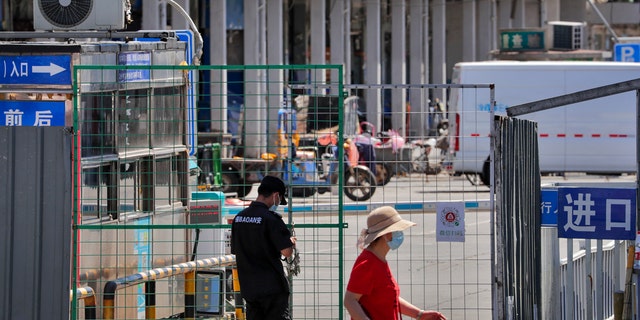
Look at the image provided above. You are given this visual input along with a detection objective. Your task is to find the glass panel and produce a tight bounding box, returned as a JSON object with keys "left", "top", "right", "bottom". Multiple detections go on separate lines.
{"left": 117, "top": 89, "right": 149, "bottom": 152}
{"left": 119, "top": 161, "right": 139, "bottom": 212}
{"left": 80, "top": 93, "right": 115, "bottom": 157}
{"left": 81, "top": 165, "right": 110, "bottom": 219}
{"left": 152, "top": 86, "right": 184, "bottom": 147}
{"left": 155, "top": 157, "right": 180, "bottom": 208}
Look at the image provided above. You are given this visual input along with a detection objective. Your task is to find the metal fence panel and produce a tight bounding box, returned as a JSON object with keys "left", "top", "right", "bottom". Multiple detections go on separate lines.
{"left": 495, "top": 116, "right": 542, "bottom": 319}
{"left": 0, "top": 126, "right": 72, "bottom": 320}
{"left": 68, "top": 65, "right": 502, "bottom": 319}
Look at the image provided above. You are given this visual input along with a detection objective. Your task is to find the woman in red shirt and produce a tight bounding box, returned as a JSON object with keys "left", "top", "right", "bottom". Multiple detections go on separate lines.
{"left": 344, "top": 206, "right": 446, "bottom": 320}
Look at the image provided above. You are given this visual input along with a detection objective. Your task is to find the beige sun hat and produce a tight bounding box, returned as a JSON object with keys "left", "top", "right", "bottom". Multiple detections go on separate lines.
{"left": 359, "top": 206, "right": 416, "bottom": 248}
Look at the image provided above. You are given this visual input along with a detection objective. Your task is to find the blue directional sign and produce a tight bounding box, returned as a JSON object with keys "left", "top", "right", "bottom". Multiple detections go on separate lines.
{"left": 0, "top": 55, "right": 71, "bottom": 85}
{"left": 614, "top": 43, "right": 640, "bottom": 62}
{"left": 541, "top": 189, "right": 558, "bottom": 226}
{"left": 0, "top": 100, "right": 66, "bottom": 126}
{"left": 558, "top": 187, "right": 636, "bottom": 240}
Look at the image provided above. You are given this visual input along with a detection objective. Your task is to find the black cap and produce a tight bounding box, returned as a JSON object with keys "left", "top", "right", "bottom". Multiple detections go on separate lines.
{"left": 258, "top": 176, "right": 287, "bottom": 205}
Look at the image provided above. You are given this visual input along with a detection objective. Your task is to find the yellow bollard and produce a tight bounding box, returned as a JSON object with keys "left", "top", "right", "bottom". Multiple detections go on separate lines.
{"left": 185, "top": 270, "right": 196, "bottom": 320}
{"left": 102, "top": 298, "right": 114, "bottom": 319}
{"left": 145, "top": 281, "right": 156, "bottom": 320}
{"left": 232, "top": 268, "right": 245, "bottom": 320}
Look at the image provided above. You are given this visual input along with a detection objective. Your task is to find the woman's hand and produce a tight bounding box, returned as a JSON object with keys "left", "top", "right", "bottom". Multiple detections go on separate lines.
{"left": 417, "top": 309, "right": 446, "bottom": 320}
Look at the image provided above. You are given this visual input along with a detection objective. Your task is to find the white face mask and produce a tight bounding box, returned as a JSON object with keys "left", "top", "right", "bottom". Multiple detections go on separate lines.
{"left": 270, "top": 193, "right": 279, "bottom": 212}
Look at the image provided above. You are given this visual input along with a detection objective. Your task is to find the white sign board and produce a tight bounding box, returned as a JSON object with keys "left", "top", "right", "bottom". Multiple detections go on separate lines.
{"left": 436, "top": 202, "right": 465, "bottom": 242}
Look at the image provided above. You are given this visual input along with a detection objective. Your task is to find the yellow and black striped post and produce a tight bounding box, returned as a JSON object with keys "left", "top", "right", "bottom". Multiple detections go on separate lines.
{"left": 185, "top": 270, "right": 196, "bottom": 319}
{"left": 145, "top": 281, "right": 156, "bottom": 319}
{"left": 71, "top": 287, "right": 96, "bottom": 320}
{"left": 232, "top": 267, "right": 245, "bottom": 320}
{"left": 102, "top": 282, "right": 116, "bottom": 319}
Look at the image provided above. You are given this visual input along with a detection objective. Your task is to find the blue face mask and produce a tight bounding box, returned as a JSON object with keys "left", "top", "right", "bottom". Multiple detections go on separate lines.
{"left": 387, "top": 231, "right": 404, "bottom": 250}
{"left": 270, "top": 194, "right": 279, "bottom": 212}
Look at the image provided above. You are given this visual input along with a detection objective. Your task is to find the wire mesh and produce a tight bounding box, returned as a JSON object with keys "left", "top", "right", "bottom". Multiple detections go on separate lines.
{"left": 71, "top": 64, "right": 496, "bottom": 319}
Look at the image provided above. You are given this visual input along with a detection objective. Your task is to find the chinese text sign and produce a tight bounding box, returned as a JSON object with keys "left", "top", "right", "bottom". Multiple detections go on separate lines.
{"left": 558, "top": 187, "right": 636, "bottom": 240}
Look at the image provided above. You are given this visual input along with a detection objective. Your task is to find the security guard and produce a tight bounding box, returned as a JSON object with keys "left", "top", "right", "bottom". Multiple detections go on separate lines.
{"left": 231, "top": 175, "right": 296, "bottom": 320}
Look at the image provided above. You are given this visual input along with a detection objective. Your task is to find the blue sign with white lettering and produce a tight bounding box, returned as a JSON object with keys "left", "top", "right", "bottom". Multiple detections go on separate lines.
{"left": 541, "top": 189, "right": 558, "bottom": 226}
{"left": 614, "top": 43, "right": 640, "bottom": 62}
{"left": 0, "top": 100, "right": 66, "bottom": 126}
{"left": 0, "top": 55, "right": 71, "bottom": 85}
{"left": 118, "top": 52, "right": 151, "bottom": 82}
{"left": 558, "top": 187, "right": 636, "bottom": 240}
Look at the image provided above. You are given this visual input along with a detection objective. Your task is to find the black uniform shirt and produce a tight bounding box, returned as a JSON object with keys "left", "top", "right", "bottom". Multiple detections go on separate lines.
{"left": 230, "top": 201, "right": 293, "bottom": 300}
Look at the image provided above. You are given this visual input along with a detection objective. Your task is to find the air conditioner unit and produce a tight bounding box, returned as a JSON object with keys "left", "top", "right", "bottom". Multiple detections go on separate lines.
{"left": 33, "top": 0, "right": 128, "bottom": 31}
{"left": 548, "top": 21, "right": 585, "bottom": 50}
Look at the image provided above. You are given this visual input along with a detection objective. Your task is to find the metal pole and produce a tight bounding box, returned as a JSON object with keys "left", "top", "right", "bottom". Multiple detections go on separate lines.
{"left": 540, "top": 227, "right": 561, "bottom": 319}
{"left": 586, "top": 239, "right": 593, "bottom": 320}
{"left": 490, "top": 84, "right": 499, "bottom": 320}
{"left": 634, "top": 88, "right": 640, "bottom": 319}
{"left": 566, "top": 240, "right": 575, "bottom": 320}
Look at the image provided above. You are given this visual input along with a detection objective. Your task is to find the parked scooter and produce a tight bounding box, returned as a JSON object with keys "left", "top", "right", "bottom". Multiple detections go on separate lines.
{"left": 287, "top": 133, "right": 377, "bottom": 202}
{"left": 409, "top": 138, "right": 442, "bottom": 175}
{"left": 356, "top": 122, "right": 400, "bottom": 186}
{"left": 409, "top": 119, "right": 450, "bottom": 177}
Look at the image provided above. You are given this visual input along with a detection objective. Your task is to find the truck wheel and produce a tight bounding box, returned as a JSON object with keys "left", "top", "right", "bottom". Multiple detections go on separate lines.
{"left": 221, "top": 172, "right": 252, "bottom": 198}
{"left": 480, "top": 158, "right": 491, "bottom": 187}
{"left": 344, "top": 166, "right": 376, "bottom": 202}
{"left": 291, "top": 187, "right": 317, "bottom": 198}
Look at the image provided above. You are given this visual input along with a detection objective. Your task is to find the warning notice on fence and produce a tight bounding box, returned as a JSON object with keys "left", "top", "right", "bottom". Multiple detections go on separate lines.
{"left": 436, "top": 202, "right": 465, "bottom": 242}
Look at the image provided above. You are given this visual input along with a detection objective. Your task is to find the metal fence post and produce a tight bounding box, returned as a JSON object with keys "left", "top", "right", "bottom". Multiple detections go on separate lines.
{"left": 541, "top": 227, "right": 561, "bottom": 319}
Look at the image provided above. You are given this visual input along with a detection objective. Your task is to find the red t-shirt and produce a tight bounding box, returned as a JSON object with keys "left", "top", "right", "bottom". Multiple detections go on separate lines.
{"left": 346, "top": 249, "right": 401, "bottom": 320}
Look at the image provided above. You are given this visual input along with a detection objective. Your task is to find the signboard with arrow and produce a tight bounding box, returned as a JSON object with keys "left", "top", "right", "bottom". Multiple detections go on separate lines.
{"left": 0, "top": 55, "right": 71, "bottom": 85}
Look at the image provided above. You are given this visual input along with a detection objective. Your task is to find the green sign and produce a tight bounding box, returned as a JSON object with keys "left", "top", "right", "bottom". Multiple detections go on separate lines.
{"left": 500, "top": 30, "right": 545, "bottom": 51}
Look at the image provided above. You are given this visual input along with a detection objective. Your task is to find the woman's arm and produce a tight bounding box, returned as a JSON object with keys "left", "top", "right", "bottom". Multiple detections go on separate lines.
{"left": 399, "top": 297, "right": 447, "bottom": 320}
{"left": 344, "top": 290, "right": 370, "bottom": 320}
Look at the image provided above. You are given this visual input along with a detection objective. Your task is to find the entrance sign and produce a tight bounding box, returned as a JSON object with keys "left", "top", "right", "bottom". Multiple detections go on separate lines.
{"left": 0, "top": 55, "right": 71, "bottom": 85}
{"left": 558, "top": 187, "right": 636, "bottom": 240}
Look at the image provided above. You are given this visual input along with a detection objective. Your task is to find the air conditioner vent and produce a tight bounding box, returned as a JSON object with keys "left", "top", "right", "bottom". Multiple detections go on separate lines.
{"left": 39, "top": 0, "right": 92, "bottom": 28}
{"left": 549, "top": 21, "right": 585, "bottom": 51}
{"left": 33, "top": 0, "right": 128, "bottom": 31}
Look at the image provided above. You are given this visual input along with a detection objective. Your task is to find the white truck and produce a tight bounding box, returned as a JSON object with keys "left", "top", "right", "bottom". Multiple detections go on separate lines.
{"left": 448, "top": 61, "right": 640, "bottom": 185}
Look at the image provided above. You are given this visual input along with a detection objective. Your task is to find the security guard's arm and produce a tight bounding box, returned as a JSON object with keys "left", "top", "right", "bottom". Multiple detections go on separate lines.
{"left": 280, "top": 236, "right": 296, "bottom": 257}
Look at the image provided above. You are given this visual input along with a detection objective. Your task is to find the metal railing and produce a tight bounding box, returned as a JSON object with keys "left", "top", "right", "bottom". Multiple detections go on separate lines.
{"left": 560, "top": 240, "right": 627, "bottom": 320}
{"left": 102, "top": 255, "right": 236, "bottom": 320}
{"left": 70, "top": 287, "right": 97, "bottom": 320}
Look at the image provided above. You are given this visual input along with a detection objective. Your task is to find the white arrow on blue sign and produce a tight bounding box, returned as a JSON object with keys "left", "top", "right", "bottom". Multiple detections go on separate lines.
{"left": 557, "top": 187, "right": 636, "bottom": 240}
{"left": 0, "top": 55, "right": 71, "bottom": 85}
